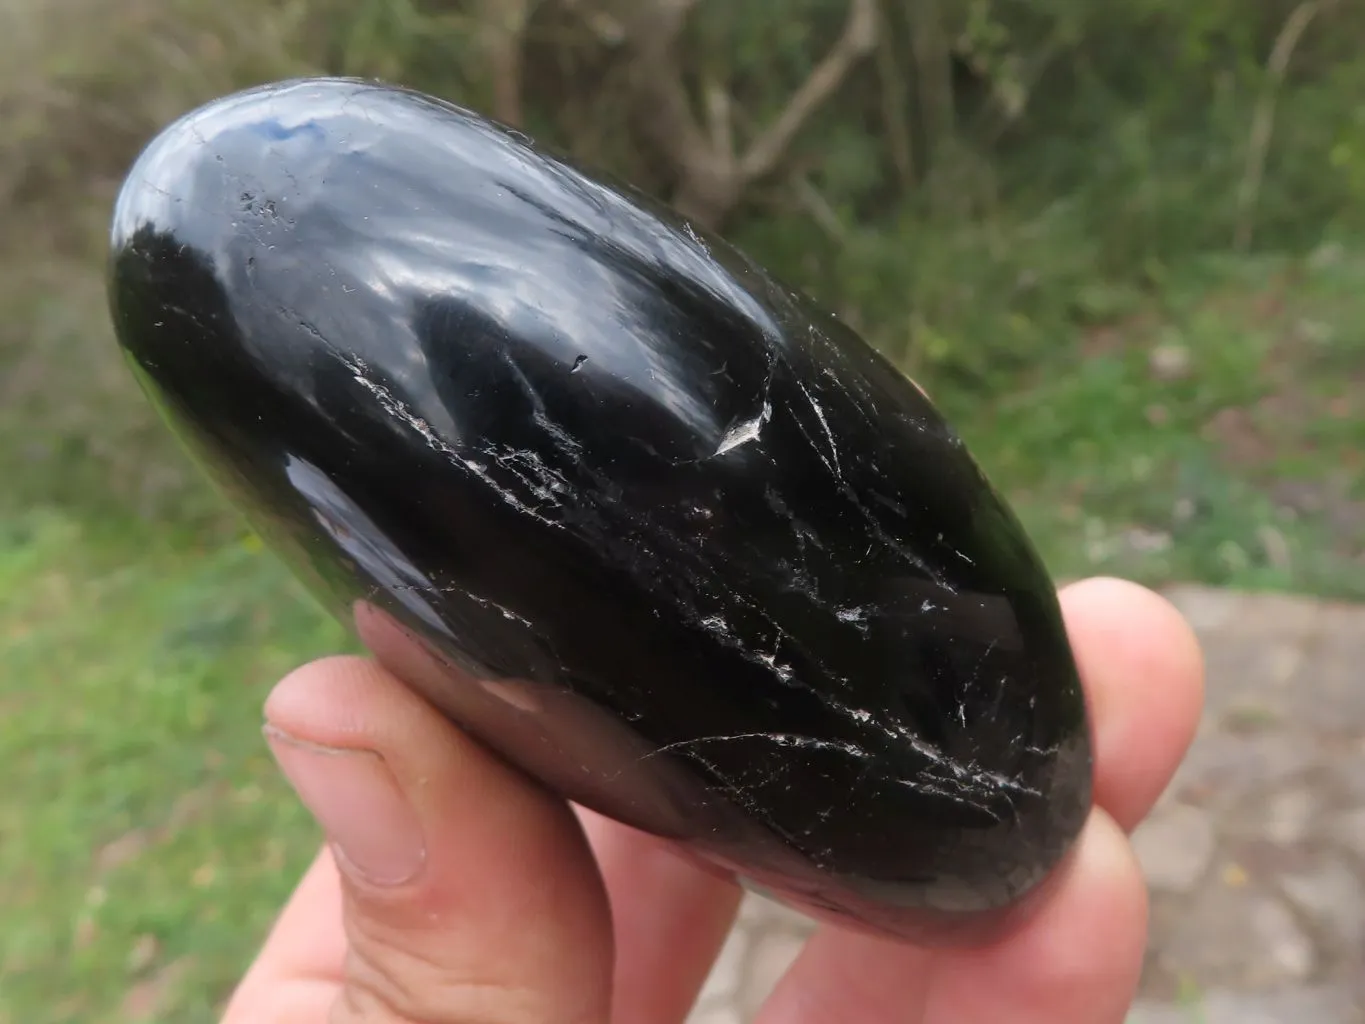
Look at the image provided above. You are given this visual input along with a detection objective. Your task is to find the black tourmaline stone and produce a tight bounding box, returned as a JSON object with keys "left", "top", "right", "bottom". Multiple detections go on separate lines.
{"left": 107, "top": 78, "right": 1091, "bottom": 945}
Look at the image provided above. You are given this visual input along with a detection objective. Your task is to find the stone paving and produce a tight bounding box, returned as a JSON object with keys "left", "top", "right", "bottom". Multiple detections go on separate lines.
{"left": 686, "top": 585, "right": 1365, "bottom": 1023}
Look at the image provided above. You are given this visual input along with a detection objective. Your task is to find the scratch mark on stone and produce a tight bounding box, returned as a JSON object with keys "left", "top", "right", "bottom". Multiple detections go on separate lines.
{"left": 391, "top": 583, "right": 534, "bottom": 629}
{"left": 340, "top": 353, "right": 564, "bottom": 529}
{"left": 756, "top": 651, "right": 794, "bottom": 683}
{"left": 796, "top": 380, "right": 842, "bottom": 478}
{"left": 465, "top": 593, "right": 535, "bottom": 627}
{"left": 841, "top": 483, "right": 955, "bottom": 593}
{"left": 642, "top": 732, "right": 874, "bottom": 762}
{"left": 764, "top": 486, "right": 826, "bottom": 555}
{"left": 532, "top": 410, "right": 583, "bottom": 458}
{"left": 681, "top": 221, "right": 712, "bottom": 259}
{"left": 692, "top": 597, "right": 1033, "bottom": 806}
{"left": 835, "top": 606, "right": 869, "bottom": 627}
{"left": 499, "top": 350, "right": 584, "bottom": 459}
{"left": 342, "top": 354, "right": 448, "bottom": 453}
{"left": 963, "top": 640, "right": 999, "bottom": 696}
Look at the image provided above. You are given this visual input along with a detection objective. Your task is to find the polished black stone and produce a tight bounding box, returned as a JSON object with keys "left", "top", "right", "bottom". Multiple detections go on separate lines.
{"left": 107, "top": 78, "right": 1092, "bottom": 945}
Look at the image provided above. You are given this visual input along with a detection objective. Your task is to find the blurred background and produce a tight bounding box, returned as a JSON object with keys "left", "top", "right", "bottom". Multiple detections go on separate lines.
{"left": 1, "top": 1, "right": 1362, "bottom": 1021}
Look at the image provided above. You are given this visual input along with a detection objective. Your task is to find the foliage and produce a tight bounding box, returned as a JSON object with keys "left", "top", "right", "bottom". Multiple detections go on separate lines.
{"left": 0, "top": 510, "right": 348, "bottom": 1022}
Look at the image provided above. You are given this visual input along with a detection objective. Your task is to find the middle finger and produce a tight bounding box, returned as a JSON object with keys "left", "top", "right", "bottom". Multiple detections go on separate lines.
{"left": 577, "top": 806, "right": 743, "bottom": 1024}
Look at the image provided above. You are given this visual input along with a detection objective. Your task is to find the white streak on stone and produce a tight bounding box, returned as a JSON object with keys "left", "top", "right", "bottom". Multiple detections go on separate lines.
{"left": 715, "top": 401, "right": 772, "bottom": 456}
{"left": 796, "top": 380, "right": 841, "bottom": 477}
{"left": 342, "top": 355, "right": 564, "bottom": 529}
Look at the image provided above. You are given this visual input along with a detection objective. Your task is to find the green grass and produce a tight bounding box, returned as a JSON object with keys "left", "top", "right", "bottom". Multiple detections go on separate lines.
{"left": 0, "top": 510, "right": 350, "bottom": 1023}
{"left": 946, "top": 249, "right": 1365, "bottom": 599}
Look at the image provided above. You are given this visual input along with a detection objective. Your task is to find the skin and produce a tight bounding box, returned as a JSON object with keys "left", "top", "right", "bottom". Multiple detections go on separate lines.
{"left": 221, "top": 576, "right": 1204, "bottom": 1023}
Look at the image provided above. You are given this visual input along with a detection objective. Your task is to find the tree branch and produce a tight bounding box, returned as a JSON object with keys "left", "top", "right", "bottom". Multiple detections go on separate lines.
{"left": 737, "top": 0, "right": 878, "bottom": 181}
{"left": 475, "top": 0, "right": 534, "bottom": 126}
{"left": 704, "top": 78, "right": 735, "bottom": 163}
{"left": 607, "top": 0, "right": 712, "bottom": 174}
{"left": 907, "top": 0, "right": 955, "bottom": 179}
{"left": 1234, "top": 0, "right": 1333, "bottom": 251}
{"left": 568, "top": 0, "right": 876, "bottom": 229}
{"left": 875, "top": 3, "right": 916, "bottom": 189}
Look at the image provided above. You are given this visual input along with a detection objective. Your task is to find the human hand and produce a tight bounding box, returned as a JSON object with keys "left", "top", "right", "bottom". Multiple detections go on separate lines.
{"left": 221, "top": 576, "right": 1203, "bottom": 1023}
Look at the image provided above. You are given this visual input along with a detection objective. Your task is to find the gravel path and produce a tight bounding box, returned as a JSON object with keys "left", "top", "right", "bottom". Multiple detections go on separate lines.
{"left": 686, "top": 585, "right": 1365, "bottom": 1023}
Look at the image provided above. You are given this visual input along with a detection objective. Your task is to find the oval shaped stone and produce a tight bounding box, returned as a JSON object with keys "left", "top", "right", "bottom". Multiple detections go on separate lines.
{"left": 107, "top": 78, "right": 1091, "bottom": 944}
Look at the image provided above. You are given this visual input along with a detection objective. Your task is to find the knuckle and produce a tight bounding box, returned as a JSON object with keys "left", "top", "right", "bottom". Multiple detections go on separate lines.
{"left": 339, "top": 971, "right": 545, "bottom": 1024}
{"left": 338, "top": 915, "right": 548, "bottom": 1024}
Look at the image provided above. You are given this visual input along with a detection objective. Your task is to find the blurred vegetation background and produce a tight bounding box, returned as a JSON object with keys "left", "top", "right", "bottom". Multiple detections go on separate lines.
{"left": 1, "top": 1, "right": 1362, "bottom": 1020}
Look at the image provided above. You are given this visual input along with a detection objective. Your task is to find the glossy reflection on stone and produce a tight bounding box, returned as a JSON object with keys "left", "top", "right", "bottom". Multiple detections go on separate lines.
{"left": 107, "top": 78, "right": 1092, "bottom": 945}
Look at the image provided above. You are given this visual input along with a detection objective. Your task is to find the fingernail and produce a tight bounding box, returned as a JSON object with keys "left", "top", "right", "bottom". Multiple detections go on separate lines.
{"left": 265, "top": 726, "right": 427, "bottom": 886}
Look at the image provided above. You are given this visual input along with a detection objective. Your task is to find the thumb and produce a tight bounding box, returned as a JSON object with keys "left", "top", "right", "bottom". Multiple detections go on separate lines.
{"left": 255, "top": 654, "right": 614, "bottom": 1024}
